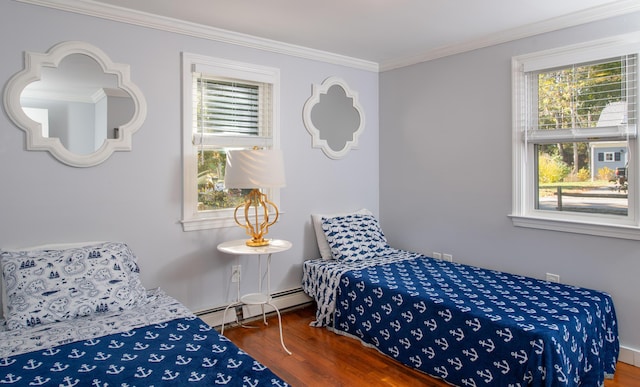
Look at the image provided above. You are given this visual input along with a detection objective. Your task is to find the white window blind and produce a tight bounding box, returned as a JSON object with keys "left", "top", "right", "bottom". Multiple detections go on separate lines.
{"left": 192, "top": 74, "right": 272, "bottom": 145}
{"left": 526, "top": 54, "right": 637, "bottom": 143}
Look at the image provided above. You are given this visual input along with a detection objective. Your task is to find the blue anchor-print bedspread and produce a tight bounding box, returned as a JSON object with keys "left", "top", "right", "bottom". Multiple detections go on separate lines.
{"left": 331, "top": 254, "right": 618, "bottom": 387}
{"left": 0, "top": 316, "right": 288, "bottom": 386}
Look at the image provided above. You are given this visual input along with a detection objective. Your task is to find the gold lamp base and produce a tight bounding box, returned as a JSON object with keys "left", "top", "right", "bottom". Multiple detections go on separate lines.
{"left": 245, "top": 237, "right": 271, "bottom": 247}
{"left": 233, "top": 189, "right": 279, "bottom": 247}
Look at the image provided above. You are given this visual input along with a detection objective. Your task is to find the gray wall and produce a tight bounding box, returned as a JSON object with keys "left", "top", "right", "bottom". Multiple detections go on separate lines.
{"left": 380, "top": 12, "right": 640, "bottom": 354}
{"left": 0, "top": 2, "right": 379, "bottom": 313}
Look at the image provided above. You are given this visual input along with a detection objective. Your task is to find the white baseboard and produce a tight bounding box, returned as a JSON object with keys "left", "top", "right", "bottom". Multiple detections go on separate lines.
{"left": 619, "top": 346, "right": 640, "bottom": 367}
{"left": 196, "top": 287, "right": 312, "bottom": 328}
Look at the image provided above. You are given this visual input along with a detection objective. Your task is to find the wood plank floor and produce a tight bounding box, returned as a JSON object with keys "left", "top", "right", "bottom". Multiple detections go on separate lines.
{"left": 222, "top": 305, "right": 640, "bottom": 387}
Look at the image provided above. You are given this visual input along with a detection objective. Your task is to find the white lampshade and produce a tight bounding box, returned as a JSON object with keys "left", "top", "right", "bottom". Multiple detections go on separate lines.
{"left": 224, "top": 149, "right": 286, "bottom": 189}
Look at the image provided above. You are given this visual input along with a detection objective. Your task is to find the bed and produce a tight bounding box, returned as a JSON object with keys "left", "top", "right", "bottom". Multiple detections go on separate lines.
{"left": 302, "top": 211, "right": 619, "bottom": 387}
{"left": 0, "top": 241, "right": 289, "bottom": 386}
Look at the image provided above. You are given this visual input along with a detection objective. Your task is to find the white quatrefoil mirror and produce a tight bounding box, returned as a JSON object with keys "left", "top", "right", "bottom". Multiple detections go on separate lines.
{"left": 303, "top": 76, "right": 365, "bottom": 159}
{"left": 3, "top": 41, "right": 147, "bottom": 167}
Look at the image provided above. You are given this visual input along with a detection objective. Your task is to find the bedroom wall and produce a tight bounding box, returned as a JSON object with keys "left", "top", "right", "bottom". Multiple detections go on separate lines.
{"left": 379, "top": 12, "right": 640, "bottom": 361}
{"left": 0, "top": 2, "right": 379, "bottom": 314}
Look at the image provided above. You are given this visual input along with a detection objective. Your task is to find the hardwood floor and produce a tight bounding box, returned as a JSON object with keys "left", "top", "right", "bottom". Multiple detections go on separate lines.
{"left": 222, "top": 305, "right": 640, "bottom": 387}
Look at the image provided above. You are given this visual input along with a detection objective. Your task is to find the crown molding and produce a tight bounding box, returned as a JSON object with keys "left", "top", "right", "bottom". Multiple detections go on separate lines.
{"left": 380, "top": 0, "right": 640, "bottom": 71}
{"left": 16, "top": 0, "right": 379, "bottom": 72}
{"left": 16, "top": 0, "right": 640, "bottom": 73}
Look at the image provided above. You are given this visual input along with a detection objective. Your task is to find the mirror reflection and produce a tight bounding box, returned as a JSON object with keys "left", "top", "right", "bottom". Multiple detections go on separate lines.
{"left": 302, "top": 76, "right": 365, "bottom": 159}
{"left": 3, "top": 41, "right": 147, "bottom": 167}
{"left": 310, "top": 84, "right": 361, "bottom": 153}
{"left": 20, "top": 53, "right": 135, "bottom": 155}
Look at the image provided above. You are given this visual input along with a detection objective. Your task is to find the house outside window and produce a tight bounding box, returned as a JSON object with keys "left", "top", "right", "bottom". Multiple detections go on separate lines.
{"left": 591, "top": 143, "right": 627, "bottom": 181}
{"left": 511, "top": 33, "right": 640, "bottom": 239}
{"left": 181, "top": 53, "right": 280, "bottom": 231}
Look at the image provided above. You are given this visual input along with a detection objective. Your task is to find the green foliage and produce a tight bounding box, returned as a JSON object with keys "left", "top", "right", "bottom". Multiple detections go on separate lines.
{"left": 536, "top": 60, "right": 625, "bottom": 175}
{"left": 196, "top": 150, "right": 245, "bottom": 211}
{"left": 538, "top": 61, "right": 623, "bottom": 131}
{"left": 538, "top": 153, "right": 570, "bottom": 183}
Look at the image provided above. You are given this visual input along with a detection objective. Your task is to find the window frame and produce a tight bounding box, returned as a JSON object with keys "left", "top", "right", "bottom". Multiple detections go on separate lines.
{"left": 510, "top": 32, "right": 640, "bottom": 240}
{"left": 181, "top": 53, "right": 280, "bottom": 231}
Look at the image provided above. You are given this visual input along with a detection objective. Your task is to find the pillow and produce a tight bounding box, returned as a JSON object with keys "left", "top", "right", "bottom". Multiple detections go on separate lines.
{"left": 311, "top": 209, "right": 372, "bottom": 260}
{"left": 0, "top": 242, "right": 147, "bottom": 330}
{"left": 321, "top": 214, "right": 390, "bottom": 261}
{"left": 1, "top": 241, "right": 107, "bottom": 320}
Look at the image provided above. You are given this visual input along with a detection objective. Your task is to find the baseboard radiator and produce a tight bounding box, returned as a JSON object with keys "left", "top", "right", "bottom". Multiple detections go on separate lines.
{"left": 196, "top": 287, "right": 312, "bottom": 329}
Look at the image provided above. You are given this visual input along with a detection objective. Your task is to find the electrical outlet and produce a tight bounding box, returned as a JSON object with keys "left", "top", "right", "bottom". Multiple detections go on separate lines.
{"left": 232, "top": 265, "right": 241, "bottom": 283}
{"left": 546, "top": 273, "right": 560, "bottom": 283}
{"left": 432, "top": 252, "right": 442, "bottom": 259}
{"left": 442, "top": 253, "right": 453, "bottom": 262}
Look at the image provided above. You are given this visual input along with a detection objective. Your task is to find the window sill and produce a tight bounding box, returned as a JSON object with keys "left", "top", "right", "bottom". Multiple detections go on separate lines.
{"left": 181, "top": 210, "right": 282, "bottom": 232}
{"left": 181, "top": 216, "right": 237, "bottom": 231}
{"left": 509, "top": 214, "right": 640, "bottom": 240}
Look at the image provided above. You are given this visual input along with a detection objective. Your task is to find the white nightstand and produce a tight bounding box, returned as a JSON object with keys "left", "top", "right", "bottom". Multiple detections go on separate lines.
{"left": 217, "top": 239, "right": 292, "bottom": 355}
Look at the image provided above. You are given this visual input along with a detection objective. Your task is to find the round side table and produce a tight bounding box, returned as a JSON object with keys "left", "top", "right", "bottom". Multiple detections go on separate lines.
{"left": 217, "top": 239, "right": 292, "bottom": 355}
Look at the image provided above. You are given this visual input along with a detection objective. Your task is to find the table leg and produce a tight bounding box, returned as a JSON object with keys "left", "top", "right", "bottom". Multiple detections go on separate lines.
{"left": 220, "top": 302, "right": 240, "bottom": 335}
{"left": 268, "top": 302, "right": 292, "bottom": 355}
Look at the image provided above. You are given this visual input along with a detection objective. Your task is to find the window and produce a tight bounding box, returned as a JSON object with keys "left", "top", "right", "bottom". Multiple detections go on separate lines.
{"left": 181, "top": 53, "right": 280, "bottom": 231}
{"left": 511, "top": 33, "right": 640, "bottom": 239}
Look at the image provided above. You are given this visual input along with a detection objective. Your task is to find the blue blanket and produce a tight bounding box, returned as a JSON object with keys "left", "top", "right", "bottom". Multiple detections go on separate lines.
{"left": 324, "top": 253, "right": 618, "bottom": 386}
{"left": 0, "top": 316, "right": 288, "bottom": 386}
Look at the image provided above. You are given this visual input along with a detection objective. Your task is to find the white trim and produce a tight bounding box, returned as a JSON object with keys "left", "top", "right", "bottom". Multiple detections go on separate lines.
{"left": 619, "top": 346, "right": 640, "bottom": 367}
{"left": 16, "top": 0, "right": 378, "bottom": 72}
{"left": 242, "top": 288, "right": 312, "bottom": 320}
{"left": 3, "top": 40, "right": 147, "bottom": 168}
{"left": 180, "top": 216, "right": 237, "bottom": 232}
{"left": 302, "top": 76, "right": 365, "bottom": 159}
{"left": 526, "top": 126, "right": 636, "bottom": 144}
{"left": 509, "top": 215, "right": 640, "bottom": 240}
{"left": 181, "top": 53, "right": 281, "bottom": 232}
{"left": 511, "top": 33, "right": 640, "bottom": 239}
{"left": 196, "top": 287, "right": 312, "bottom": 328}
{"left": 519, "top": 32, "right": 640, "bottom": 72}
{"left": 16, "top": 0, "right": 640, "bottom": 72}
{"left": 380, "top": 0, "right": 640, "bottom": 71}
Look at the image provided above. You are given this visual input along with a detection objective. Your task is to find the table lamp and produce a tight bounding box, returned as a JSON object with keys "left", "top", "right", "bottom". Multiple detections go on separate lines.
{"left": 224, "top": 148, "right": 286, "bottom": 246}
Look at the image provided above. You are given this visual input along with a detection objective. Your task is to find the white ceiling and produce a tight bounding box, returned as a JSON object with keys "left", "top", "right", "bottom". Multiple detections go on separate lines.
{"left": 42, "top": 0, "right": 640, "bottom": 70}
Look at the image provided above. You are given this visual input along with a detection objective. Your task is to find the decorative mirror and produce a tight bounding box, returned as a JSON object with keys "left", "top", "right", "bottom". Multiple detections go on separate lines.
{"left": 303, "top": 76, "right": 365, "bottom": 159}
{"left": 3, "top": 41, "right": 147, "bottom": 167}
